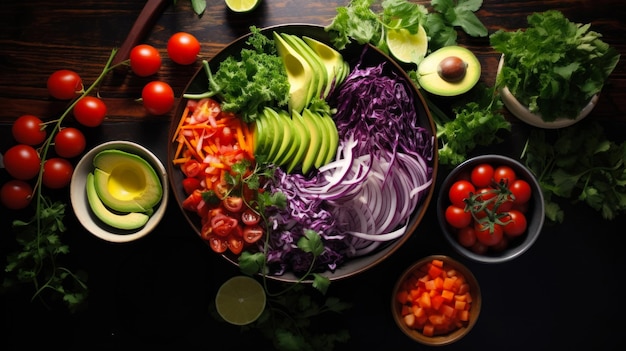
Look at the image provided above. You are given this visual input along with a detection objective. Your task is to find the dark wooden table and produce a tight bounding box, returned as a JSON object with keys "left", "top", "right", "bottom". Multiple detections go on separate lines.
{"left": 1, "top": 1, "right": 625, "bottom": 350}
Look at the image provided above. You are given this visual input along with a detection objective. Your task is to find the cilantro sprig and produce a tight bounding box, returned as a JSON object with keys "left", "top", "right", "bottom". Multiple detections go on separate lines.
{"left": 521, "top": 121, "right": 626, "bottom": 222}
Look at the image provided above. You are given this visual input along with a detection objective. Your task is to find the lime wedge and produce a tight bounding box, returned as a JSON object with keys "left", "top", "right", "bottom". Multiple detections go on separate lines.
{"left": 225, "top": 0, "right": 260, "bottom": 12}
{"left": 215, "top": 276, "right": 266, "bottom": 325}
{"left": 386, "top": 25, "right": 428, "bottom": 64}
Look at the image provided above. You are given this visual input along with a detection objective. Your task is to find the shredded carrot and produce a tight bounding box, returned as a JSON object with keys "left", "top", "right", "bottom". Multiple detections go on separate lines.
{"left": 172, "top": 107, "right": 189, "bottom": 142}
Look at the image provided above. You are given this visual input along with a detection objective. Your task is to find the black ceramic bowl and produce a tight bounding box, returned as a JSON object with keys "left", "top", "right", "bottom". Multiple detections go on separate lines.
{"left": 437, "top": 154, "right": 544, "bottom": 263}
{"left": 167, "top": 24, "right": 438, "bottom": 282}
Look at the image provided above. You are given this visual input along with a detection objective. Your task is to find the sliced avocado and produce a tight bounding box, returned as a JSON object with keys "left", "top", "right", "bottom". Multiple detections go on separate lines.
{"left": 302, "top": 36, "right": 346, "bottom": 97}
{"left": 86, "top": 172, "right": 149, "bottom": 230}
{"left": 302, "top": 109, "right": 329, "bottom": 170}
{"left": 319, "top": 113, "right": 339, "bottom": 165}
{"left": 274, "top": 109, "right": 299, "bottom": 166}
{"left": 282, "top": 33, "right": 327, "bottom": 102}
{"left": 273, "top": 32, "right": 313, "bottom": 114}
{"left": 300, "top": 108, "right": 324, "bottom": 174}
{"left": 252, "top": 118, "right": 264, "bottom": 155}
{"left": 92, "top": 149, "right": 162, "bottom": 213}
{"left": 287, "top": 110, "right": 311, "bottom": 174}
{"left": 263, "top": 108, "right": 283, "bottom": 162}
{"left": 416, "top": 46, "right": 481, "bottom": 97}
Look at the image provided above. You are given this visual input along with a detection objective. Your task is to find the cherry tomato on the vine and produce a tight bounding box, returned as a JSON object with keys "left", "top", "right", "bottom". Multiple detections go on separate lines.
{"left": 54, "top": 127, "right": 86, "bottom": 158}
{"left": 448, "top": 180, "right": 475, "bottom": 208}
{"left": 1, "top": 180, "right": 33, "bottom": 210}
{"left": 509, "top": 179, "right": 532, "bottom": 206}
{"left": 47, "top": 69, "right": 83, "bottom": 100}
{"left": 4, "top": 144, "right": 41, "bottom": 180}
{"left": 12, "top": 115, "right": 47, "bottom": 146}
{"left": 493, "top": 165, "right": 516, "bottom": 185}
{"left": 470, "top": 163, "right": 494, "bottom": 188}
{"left": 445, "top": 205, "right": 472, "bottom": 229}
{"left": 457, "top": 226, "right": 477, "bottom": 248}
{"left": 42, "top": 157, "right": 74, "bottom": 189}
{"left": 73, "top": 96, "right": 107, "bottom": 127}
{"left": 167, "top": 32, "right": 201, "bottom": 65}
{"left": 142, "top": 81, "right": 174, "bottom": 115}
{"left": 474, "top": 221, "right": 504, "bottom": 246}
{"left": 502, "top": 210, "right": 528, "bottom": 237}
{"left": 130, "top": 44, "right": 162, "bottom": 77}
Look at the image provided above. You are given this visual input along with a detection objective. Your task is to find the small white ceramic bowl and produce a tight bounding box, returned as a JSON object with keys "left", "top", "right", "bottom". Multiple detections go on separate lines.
{"left": 70, "top": 140, "right": 168, "bottom": 243}
{"left": 497, "top": 56, "right": 598, "bottom": 129}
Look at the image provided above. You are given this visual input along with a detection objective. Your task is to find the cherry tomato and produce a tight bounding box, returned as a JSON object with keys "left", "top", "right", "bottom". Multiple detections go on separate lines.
{"left": 491, "top": 235, "right": 509, "bottom": 252}
{"left": 167, "top": 32, "right": 201, "bottom": 65}
{"left": 73, "top": 96, "right": 107, "bottom": 127}
{"left": 183, "top": 189, "right": 203, "bottom": 212}
{"left": 493, "top": 165, "right": 516, "bottom": 186}
{"left": 457, "top": 226, "right": 477, "bottom": 248}
{"left": 470, "top": 163, "right": 494, "bottom": 188}
{"left": 182, "top": 177, "right": 202, "bottom": 195}
{"left": 211, "top": 213, "right": 239, "bottom": 236}
{"left": 4, "top": 144, "right": 41, "bottom": 180}
{"left": 474, "top": 221, "right": 503, "bottom": 246}
{"left": 243, "top": 224, "right": 264, "bottom": 244}
{"left": 47, "top": 69, "right": 83, "bottom": 100}
{"left": 213, "top": 181, "right": 229, "bottom": 200}
{"left": 206, "top": 234, "right": 228, "bottom": 253}
{"left": 223, "top": 196, "right": 243, "bottom": 213}
{"left": 241, "top": 208, "right": 260, "bottom": 226}
{"left": 448, "top": 180, "right": 475, "bottom": 208}
{"left": 509, "top": 179, "right": 532, "bottom": 205}
{"left": 142, "top": 81, "right": 174, "bottom": 115}
{"left": 1, "top": 180, "right": 33, "bottom": 210}
{"left": 227, "top": 234, "right": 244, "bottom": 255}
{"left": 470, "top": 241, "right": 488, "bottom": 255}
{"left": 445, "top": 205, "right": 472, "bottom": 229}
{"left": 54, "top": 127, "right": 86, "bottom": 158}
{"left": 12, "top": 115, "right": 47, "bottom": 145}
{"left": 42, "top": 157, "right": 74, "bottom": 189}
{"left": 130, "top": 44, "right": 162, "bottom": 77}
{"left": 502, "top": 210, "right": 528, "bottom": 237}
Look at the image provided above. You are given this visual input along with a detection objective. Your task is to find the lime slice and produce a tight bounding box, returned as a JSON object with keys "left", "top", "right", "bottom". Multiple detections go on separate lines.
{"left": 215, "top": 276, "right": 266, "bottom": 325}
{"left": 386, "top": 25, "right": 428, "bottom": 64}
{"left": 225, "top": 0, "right": 260, "bottom": 12}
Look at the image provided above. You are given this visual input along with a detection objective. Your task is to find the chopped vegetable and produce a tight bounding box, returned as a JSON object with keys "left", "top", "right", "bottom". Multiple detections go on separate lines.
{"left": 396, "top": 258, "right": 474, "bottom": 336}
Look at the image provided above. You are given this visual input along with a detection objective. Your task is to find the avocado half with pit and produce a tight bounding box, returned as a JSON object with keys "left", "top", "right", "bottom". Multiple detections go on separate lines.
{"left": 416, "top": 46, "right": 481, "bottom": 97}
{"left": 92, "top": 149, "right": 163, "bottom": 214}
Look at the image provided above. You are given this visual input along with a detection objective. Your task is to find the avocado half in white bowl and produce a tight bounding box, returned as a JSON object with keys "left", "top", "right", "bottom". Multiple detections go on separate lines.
{"left": 70, "top": 140, "right": 168, "bottom": 243}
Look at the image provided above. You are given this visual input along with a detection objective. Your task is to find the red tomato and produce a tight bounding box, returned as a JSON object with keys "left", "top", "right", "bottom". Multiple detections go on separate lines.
{"left": 4, "top": 144, "right": 41, "bottom": 180}
{"left": 182, "top": 160, "right": 204, "bottom": 178}
{"left": 130, "top": 44, "right": 162, "bottom": 77}
{"left": 509, "top": 179, "right": 532, "bottom": 205}
{"left": 54, "top": 127, "right": 86, "bottom": 158}
{"left": 457, "top": 226, "right": 477, "bottom": 248}
{"left": 223, "top": 196, "right": 243, "bottom": 213}
{"left": 243, "top": 224, "right": 264, "bottom": 244}
{"left": 183, "top": 189, "right": 203, "bottom": 212}
{"left": 445, "top": 205, "right": 471, "bottom": 229}
{"left": 182, "top": 177, "right": 202, "bottom": 195}
{"left": 491, "top": 235, "right": 509, "bottom": 252}
{"left": 42, "top": 158, "right": 74, "bottom": 189}
{"left": 213, "top": 181, "right": 229, "bottom": 200}
{"left": 73, "top": 96, "right": 107, "bottom": 127}
{"left": 241, "top": 208, "right": 260, "bottom": 226}
{"left": 502, "top": 210, "right": 528, "bottom": 237}
{"left": 493, "top": 165, "right": 516, "bottom": 185}
{"left": 47, "top": 69, "right": 83, "bottom": 100}
{"left": 206, "top": 234, "right": 228, "bottom": 253}
{"left": 211, "top": 213, "right": 239, "bottom": 236}
{"left": 227, "top": 234, "right": 244, "bottom": 255}
{"left": 142, "top": 81, "right": 174, "bottom": 115}
{"left": 448, "top": 180, "right": 475, "bottom": 208}
{"left": 474, "top": 221, "right": 503, "bottom": 246}
{"left": 1, "top": 180, "right": 33, "bottom": 210}
{"left": 12, "top": 115, "right": 47, "bottom": 145}
{"left": 470, "top": 163, "right": 494, "bottom": 188}
{"left": 470, "top": 241, "right": 488, "bottom": 255}
{"left": 167, "top": 32, "right": 201, "bottom": 65}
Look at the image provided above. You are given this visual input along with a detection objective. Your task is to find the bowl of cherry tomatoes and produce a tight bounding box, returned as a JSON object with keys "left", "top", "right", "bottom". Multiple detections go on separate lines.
{"left": 437, "top": 154, "right": 545, "bottom": 263}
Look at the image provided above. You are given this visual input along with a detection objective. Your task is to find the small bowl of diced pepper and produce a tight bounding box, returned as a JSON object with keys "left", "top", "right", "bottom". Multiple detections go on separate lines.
{"left": 391, "top": 255, "right": 481, "bottom": 345}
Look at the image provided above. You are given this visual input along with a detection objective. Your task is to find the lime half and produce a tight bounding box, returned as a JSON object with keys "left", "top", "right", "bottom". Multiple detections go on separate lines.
{"left": 215, "top": 276, "right": 266, "bottom": 325}
{"left": 225, "top": 0, "right": 260, "bottom": 12}
{"left": 386, "top": 25, "right": 428, "bottom": 64}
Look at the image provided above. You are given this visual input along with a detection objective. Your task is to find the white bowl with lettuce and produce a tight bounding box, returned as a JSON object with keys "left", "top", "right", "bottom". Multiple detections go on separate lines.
{"left": 491, "top": 10, "right": 619, "bottom": 129}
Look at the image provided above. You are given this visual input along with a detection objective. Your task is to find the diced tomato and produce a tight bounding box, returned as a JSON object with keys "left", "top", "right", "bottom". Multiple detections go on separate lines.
{"left": 182, "top": 159, "right": 205, "bottom": 177}
{"left": 182, "top": 177, "right": 202, "bottom": 195}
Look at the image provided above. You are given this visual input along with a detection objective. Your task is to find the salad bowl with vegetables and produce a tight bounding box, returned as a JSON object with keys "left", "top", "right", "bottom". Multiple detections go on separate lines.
{"left": 167, "top": 24, "right": 437, "bottom": 282}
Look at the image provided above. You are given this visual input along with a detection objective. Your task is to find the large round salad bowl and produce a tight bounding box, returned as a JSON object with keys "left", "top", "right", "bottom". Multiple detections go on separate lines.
{"left": 167, "top": 24, "right": 438, "bottom": 282}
